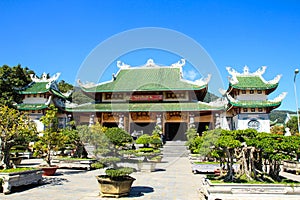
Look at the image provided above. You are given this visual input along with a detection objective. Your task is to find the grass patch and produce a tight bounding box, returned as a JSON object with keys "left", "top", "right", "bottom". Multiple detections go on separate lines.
{"left": 193, "top": 161, "right": 219, "bottom": 165}
{"left": 0, "top": 167, "right": 38, "bottom": 173}
{"left": 207, "top": 174, "right": 300, "bottom": 185}
{"left": 55, "top": 157, "right": 94, "bottom": 161}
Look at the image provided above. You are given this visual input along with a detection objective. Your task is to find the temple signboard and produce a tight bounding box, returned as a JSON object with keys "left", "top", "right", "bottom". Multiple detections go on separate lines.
{"left": 130, "top": 95, "right": 163, "bottom": 101}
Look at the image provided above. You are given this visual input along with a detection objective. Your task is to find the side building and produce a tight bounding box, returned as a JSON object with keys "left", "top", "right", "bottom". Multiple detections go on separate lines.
{"left": 16, "top": 72, "right": 72, "bottom": 132}
{"left": 66, "top": 59, "right": 226, "bottom": 141}
{"left": 223, "top": 66, "right": 286, "bottom": 132}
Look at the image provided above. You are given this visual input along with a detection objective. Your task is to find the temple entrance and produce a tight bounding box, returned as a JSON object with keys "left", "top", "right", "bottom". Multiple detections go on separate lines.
{"left": 164, "top": 122, "right": 187, "bottom": 141}
{"left": 196, "top": 122, "right": 211, "bottom": 135}
{"left": 102, "top": 122, "right": 118, "bottom": 128}
{"left": 130, "top": 122, "right": 156, "bottom": 137}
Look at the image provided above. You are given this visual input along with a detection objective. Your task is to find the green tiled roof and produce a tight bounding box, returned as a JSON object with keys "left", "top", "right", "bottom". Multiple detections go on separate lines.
{"left": 66, "top": 102, "right": 224, "bottom": 112}
{"left": 51, "top": 89, "right": 70, "bottom": 100}
{"left": 230, "top": 76, "right": 278, "bottom": 90}
{"left": 229, "top": 100, "right": 282, "bottom": 108}
{"left": 19, "top": 82, "right": 49, "bottom": 94}
{"left": 81, "top": 67, "right": 207, "bottom": 92}
{"left": 17, "top": 103, "right": 48, "bottom": 111}
{"left": 19, "top": 81, "right": 70, "bottom": 100}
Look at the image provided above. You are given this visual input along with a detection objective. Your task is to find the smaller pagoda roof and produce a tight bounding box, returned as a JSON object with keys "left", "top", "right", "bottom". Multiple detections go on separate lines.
{"left": 226, "top": 66, "right": 281, "bottom": 92}
{"left": 226, "top": 92, "right": 287, "bottom": 110}
{"left": 19, "top": 82, "right": 50, "bottom": 94}
{"left": 18, "top": 72, "right": 71, "bottom": 99}
{"left": 78, "top": 59, "right": 210, "bottom": 93}
{"left": 65, "top": 101, "right": 224, "bottom": 113}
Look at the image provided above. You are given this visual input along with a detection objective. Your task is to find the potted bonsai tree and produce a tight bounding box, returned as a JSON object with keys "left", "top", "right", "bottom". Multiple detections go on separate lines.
{"left": 81, "top": 125, "right": 135, "bottom": 197}
{"left": 33, "top": 105, "right": 66, "bottom": 176}
{"left": 0, "top": 106, "right": 42, "bottom": 194}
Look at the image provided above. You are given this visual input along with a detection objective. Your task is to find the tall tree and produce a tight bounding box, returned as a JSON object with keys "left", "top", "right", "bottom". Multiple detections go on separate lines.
{"left": 0, "top": 64, "right": 34, "bottom": 107}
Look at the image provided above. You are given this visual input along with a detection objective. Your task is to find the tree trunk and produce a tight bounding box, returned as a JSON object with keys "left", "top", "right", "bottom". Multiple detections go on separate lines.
{"left": 1, "top": 142, "right": 12, "bottom": 169}
{"left": 224, "top": 148, "right": 234, "bottom": 181}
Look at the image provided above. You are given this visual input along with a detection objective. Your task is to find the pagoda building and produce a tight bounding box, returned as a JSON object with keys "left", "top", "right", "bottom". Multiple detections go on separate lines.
{"left": 223, "top": 66, "right": 286, "bottom": 132}
{"left": 68, "top": 59, "right": 226, "bottom": 141}
{"left": 16, "top": 72, "right": 72, "bottom": 132}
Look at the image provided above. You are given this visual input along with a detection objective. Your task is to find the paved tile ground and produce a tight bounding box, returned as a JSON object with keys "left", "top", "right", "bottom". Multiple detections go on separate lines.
{"left": 0, "top": 141, "right": 205, "bottom": 200}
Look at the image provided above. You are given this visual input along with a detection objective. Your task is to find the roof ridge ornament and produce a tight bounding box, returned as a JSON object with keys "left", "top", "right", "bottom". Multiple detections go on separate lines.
{"left": 267, "top": 74, "right": 282, "bottom": 84}
{"left": 243, "top": 66, "right": 249, "bottom": 74}
{"left": 171, "top": 59, "right": 186, "bottom": 68}
{"left": 253, "top": 66, "right": 267, "bottom": 76}
{"left": 29, "top": 72, "right": 60, "bottom": 82}
{"left": 146, "top": 59, "right": 155, "bottom": 67}
{"left": 77, "top": 79, "right": 97, "bottom": 88}
{"left": 193, "top": 74, "right": 211, "bottom": 85}
{"left": 270, "top": 92, "right": 287, "bottom": 102}
{"left": 117, "top": 61, "right": 130, "bottom": 69}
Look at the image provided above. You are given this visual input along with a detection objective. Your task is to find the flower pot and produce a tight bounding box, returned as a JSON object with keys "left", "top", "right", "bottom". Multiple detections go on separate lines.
{"left": 40, "top": 166, "right": 59, "bottom": 176}
{"left": 95, "top": 175, "right": 135, "bottom": 198}
{"left": 137, "top": 161, "right": 156, "bottom": 172}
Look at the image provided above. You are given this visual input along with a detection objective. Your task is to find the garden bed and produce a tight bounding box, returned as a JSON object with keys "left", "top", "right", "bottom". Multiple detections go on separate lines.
{"left": 202, "top": 177, "right": 300, "bottom": 200}
{"left": 51, "top": 158, "right": 97, "bottom": 170}
{"left": 0, "top": 168, "right": 43, "bottom": 194}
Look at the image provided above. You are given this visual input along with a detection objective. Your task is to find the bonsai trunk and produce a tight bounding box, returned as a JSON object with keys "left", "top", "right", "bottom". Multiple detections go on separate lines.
{"left": 45, "top": 143, "right": 52, "bottom": 167}
{"left": 0, "top": 142, "right": 13, "bottom": 169}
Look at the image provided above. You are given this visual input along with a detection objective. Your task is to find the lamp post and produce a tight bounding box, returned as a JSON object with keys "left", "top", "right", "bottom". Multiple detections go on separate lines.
{"left": 294, "top": 69, "right": 300, "bottom": 134}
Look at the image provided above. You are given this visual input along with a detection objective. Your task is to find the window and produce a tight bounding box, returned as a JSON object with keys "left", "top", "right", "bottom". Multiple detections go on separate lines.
{"left": 251, "top": 108, "right": 255, "bottom": 112}
{"left": 243, "top": 108, "right": 248, "bottom": 112}
{"left": 258, "top": 108, "right": 263, "bottom": 112}
{"left": 257, "top": 90, "right": 262, "bottom": 94}
{"left": 242, "top": 90, "right": 246, "bottom": 94}
{"left": 250, "top": 90, "right": 254, "bottom": 94}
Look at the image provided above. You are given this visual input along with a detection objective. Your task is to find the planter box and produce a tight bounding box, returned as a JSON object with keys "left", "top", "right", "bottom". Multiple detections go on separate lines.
{"left": 137, "top": 162, "right": 156, "bottom": 172}
{"left": 0, "top": 169, "right": 43, "bottom": 194}
{"left": 51, "top": 158, "right": 96, "bottom": 170}
{"left": 203, "top": 178, "right": 300, "bottom": 200}
{"left": 283, "top": 160, "right": 300, "bottom": 174}
{"left": 10, "top": 157, "right": 22, "bottom": 165}
{"left": 18, "top": 152, "right": 33, "bottom": 159}
{"left": 96, "top": 175, "right": 135, "bottom": 198}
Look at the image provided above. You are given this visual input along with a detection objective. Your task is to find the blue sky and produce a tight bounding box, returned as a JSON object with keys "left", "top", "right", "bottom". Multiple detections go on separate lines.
{"left": 0, "top": 0, "right": 300, "bottom": 111}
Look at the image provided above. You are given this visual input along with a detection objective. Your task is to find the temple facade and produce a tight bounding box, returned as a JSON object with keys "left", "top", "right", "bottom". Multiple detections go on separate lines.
{"left": 68, "top": 59, "right": 225, "bottom": 141}
{"left": 16, "top": 59, "right": 286, "bottom": 139}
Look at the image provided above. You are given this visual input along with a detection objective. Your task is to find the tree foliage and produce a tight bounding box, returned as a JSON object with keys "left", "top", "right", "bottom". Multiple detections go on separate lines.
{"left": 33, "top": 105, "right": 68, "bottom": 166}
{"left": 58, "top": 80, "right": 73, "bottom": 93}
{"left": 286, "top": 116, "right": 299, "bottom": 135}
{"left": 0, "top": 106, "right": 37, "bottom": 169}
{"left": 0, "top": 65, "right": 33, "bottom": 107}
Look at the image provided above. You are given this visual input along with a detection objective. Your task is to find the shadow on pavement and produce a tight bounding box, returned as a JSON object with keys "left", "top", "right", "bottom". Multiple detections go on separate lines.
{"left": 129, "top": 186, "right": 154, "bottom": 197}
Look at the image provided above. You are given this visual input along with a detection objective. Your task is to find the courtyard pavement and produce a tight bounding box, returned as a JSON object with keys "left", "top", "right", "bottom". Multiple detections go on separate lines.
{"left": 0, "top": 141, "right": 205, "bottom": 200}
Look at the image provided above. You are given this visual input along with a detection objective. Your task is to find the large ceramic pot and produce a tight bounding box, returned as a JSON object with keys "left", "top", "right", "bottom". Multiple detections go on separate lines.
{"left": 40, "top": 166, "right": 59, "bottom": 176}
{"left": 95, "top": 175, "right": 135, "bottom": 198}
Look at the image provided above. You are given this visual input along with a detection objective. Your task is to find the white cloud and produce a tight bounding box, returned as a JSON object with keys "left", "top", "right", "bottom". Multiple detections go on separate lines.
{"left": 183, "top": 70, "right": 197, "bottom": 80}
